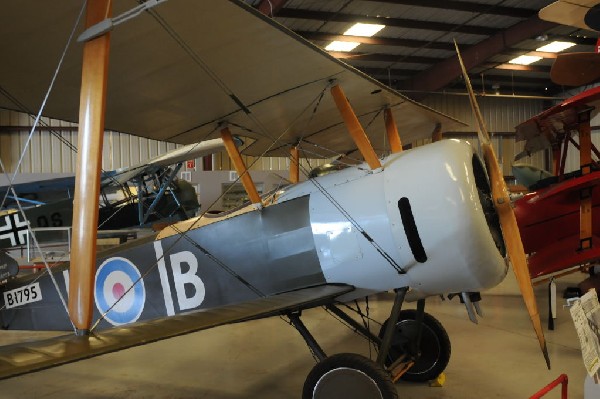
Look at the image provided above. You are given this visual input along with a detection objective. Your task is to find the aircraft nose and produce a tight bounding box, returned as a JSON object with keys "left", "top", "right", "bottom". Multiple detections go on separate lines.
{"left": 472, "top": 155, "right": 506, "bottom": 257}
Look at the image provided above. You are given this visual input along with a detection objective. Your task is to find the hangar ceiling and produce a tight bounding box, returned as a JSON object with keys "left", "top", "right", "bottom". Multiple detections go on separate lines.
{"left": 246, "top": 0, "right": 597, "bottom": 98}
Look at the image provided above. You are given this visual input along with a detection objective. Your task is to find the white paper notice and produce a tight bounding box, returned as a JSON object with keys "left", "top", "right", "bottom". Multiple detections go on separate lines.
{"left": 570, "top": 290, "right": 600, "bottom": 377}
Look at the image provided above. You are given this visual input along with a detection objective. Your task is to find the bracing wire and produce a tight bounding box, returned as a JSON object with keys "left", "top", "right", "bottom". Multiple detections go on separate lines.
{"left": 0, "top": 1, "right": 89, "bottom": 330}
{"left": 91, "top": 81, "right": 335, "bottom": 330}
{"left": 4, "top": 1, "right": 405, "bottom": 330}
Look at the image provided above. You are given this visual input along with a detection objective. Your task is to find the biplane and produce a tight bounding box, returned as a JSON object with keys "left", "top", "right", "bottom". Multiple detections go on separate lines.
{"left": 0, "top": 1, "right": 549, "bottom": 397}
{"left": 513, "top": 87, "right": 600, "bottom": 281}
{"left": 512, "top": 0, "right": 600, "bottom": 285}
{"left": 0, "top": 139, "right": 225, "bottom": 251}
{"left": 540, "top": 1, "right": 600, "bottom": 86}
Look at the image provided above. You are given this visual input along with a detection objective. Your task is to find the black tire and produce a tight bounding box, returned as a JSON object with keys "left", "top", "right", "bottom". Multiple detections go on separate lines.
{"left": 378, "top": 309, "right": 451, "bottom": 382}
{"left": 302, "top": 353, "right": 398, "bottom": 399}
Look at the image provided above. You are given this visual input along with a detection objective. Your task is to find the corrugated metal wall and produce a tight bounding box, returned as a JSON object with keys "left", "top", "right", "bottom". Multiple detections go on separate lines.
{"left": 422, "top": 94, "right": 549, "bottom": 177}
{"left": 1, "top": 93, "right": 567, "bottom": 178}
{"left": 0, "top": 109, "right": 174, "bottom": 174}
{"left": 0, "top": 109, "right": 330, "bottom": 175}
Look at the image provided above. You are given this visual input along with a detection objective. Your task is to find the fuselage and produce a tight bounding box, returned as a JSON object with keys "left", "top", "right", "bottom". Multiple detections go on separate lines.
{"left": 0, "top": 139, "right": 508, "bottom": 330}
{"left": 514, "top": 172, "right": 600, "bottom": 278}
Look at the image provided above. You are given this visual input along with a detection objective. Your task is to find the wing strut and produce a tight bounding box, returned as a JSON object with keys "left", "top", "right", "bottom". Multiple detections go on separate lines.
{"left": 330, "top": 84, "right": 382, "bottom": 170}
{"left": 140, "top": 163, "right": 183, "bottom": 224}
{"left": 68, "top": 0, "right": 113, "bottom": 334}
{"left": 290, "top": 145, "right": 300, "bottom": 184}
{"left": 383, "top": 108, "right": 403, "bottom": 154}
{"left": 431, "top": 123, "right": 442, "bottom": 142}
{"left": 220, "top": 126, "right": 262, "bottom": 206}
{"left": 578, "top": 108, "right": 594, "bottom": 251}
{"left": 552, "top": 145, "right": 561, "bottom": 176}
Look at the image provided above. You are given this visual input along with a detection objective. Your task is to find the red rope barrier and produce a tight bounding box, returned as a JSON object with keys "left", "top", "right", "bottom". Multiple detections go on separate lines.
{"left": 529, "top": 374, "right": 568, "bottom": 399}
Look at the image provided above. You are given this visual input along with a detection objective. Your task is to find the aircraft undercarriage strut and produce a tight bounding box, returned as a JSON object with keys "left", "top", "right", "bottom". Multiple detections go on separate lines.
{"left": 289, "top": 287, "right": 451, "bottom": 398}
{"left": 288, "top": 311, "right": 327, "bottom": 362}
{"left": 291, "top": 287, "right": 440, "bottom": 399}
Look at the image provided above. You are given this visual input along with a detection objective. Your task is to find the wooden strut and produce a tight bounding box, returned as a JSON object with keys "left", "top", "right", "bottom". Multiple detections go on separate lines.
{"left": 383, "top": 108, "right": 403, "bottom": 153}
{"left": 289, "top": 146, "right": 300, "bottom": 184}
{"left": 579, "top": 109, "right": 594, "bottom": 251}
{"left": 559, "top": 131, "right": 570, "bottom": 179}
{"left": 431, "top": 122, "right": 443, "bottom": 143}
{"left": 68, "top": 0, "right": 112, "bottom": 334}
{"left": 330, "top": 84, "right": 382, "bottom": 170}
{"left": 552, "top": 145, "right": 561, "bottom": 176}
{"left": 220, "top": 127, "right": 262, "bottom": 205}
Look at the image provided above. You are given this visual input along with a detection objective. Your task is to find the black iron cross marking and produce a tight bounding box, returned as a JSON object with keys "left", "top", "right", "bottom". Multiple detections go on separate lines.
{"left": 0, "top": 213, "right": 29, "bottom": 247}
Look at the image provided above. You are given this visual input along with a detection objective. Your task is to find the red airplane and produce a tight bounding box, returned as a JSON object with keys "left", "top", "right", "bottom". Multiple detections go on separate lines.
{"left": 512, "top": 86, "right": 600, "bottom": 284}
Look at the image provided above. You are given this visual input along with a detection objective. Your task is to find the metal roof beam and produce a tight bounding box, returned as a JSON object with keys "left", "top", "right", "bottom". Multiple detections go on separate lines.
{"left": 256, "top": 0, "right": 289, "bottom": 17}
{"left": 295, "top": 31, "right": 454, "bottom": 50}
{"left": 329, "top": 51, "right": 442, "bottom": 64}
{"left": 486, "top": 63, "right": 552, "bottom": 73}
{"left": 276, "top": 8, "right": 498, "bottom": 36}
{"left": 546, "top": 34, "right": 597, "bottom": 46}
{"left": 357, "top": 66, "right": 420, "bottom": 78}
{"left": 359, "top": 68, "right": 554, "bottom": 87}
{"left": 362, "top": 0, "right": 535, "bottom": 18}
{"left": 404, "top": 16, "right": 556, "bottom": 98}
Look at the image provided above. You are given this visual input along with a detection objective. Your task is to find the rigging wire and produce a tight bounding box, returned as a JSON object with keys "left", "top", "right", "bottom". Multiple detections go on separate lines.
{"left": 0, "top": 1, "right": 89, "bottom": 330}
{"left": 91, "top": 77, "right": 334, "bottom": 331}
{"left": 4, "top": 3, "right": 405, "bottom": 329}
{"left": 0, "top": 153, "right": 74, "bottom": 330}
{"left": 300, "top": 161, "right": 406, "bottom": 275}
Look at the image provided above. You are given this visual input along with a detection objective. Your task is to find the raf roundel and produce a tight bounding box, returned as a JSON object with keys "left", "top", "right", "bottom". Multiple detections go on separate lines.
{"left": 95, "top": 257, "right": 146, "bottom": 326}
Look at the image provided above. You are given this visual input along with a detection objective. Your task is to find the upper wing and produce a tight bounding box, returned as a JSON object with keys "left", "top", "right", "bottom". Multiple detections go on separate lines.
{"left": 105, "top": 138, "right": 226, "bottom": 185}
{"left": 514, "top": 86, "right": 600, "bottom": 160}
{"left": 0, "top": 176, "right": 76, "bottom": 208}
{"left": 0, "top": 1, "right": 461, "bottom": 159}
{"left": 539, "top": 1, "right": 600, "bottom": 31}
{"left": 0, "top": 284, "right": 353, "bottom": 380}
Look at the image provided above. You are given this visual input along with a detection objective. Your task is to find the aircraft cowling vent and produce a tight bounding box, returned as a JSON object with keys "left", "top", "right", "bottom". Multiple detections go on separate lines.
{"left": 397, "top": 197, "right": 427, "bottom": 263}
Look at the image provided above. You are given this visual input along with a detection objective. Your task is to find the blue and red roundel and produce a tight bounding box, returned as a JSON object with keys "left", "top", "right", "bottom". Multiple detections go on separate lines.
{"left": 95, "top": 257, "right": 146, "bottom": 326}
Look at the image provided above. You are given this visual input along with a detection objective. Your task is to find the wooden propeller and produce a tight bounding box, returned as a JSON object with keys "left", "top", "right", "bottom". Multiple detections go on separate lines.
{"left": 551, "top": 52, "right": 600, "bottom": 87}
{"left": 454, "top": 41, "right": 550, "bottom": 369}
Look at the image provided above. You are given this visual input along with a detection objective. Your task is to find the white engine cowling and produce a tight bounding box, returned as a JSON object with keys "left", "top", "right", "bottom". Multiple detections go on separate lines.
{"left": 280, "top": 139, "right": 508, "bottom": 300}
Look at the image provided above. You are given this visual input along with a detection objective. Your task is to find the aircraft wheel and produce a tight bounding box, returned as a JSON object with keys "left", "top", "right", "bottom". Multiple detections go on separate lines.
{"left": 378, "top": 309, "right": 451, "bottom": 382}
{"left": 302, "top": 353, "right": 398, "bottom": 399}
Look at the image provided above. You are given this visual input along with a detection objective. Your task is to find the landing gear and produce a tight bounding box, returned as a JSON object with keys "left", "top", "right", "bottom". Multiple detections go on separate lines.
{"left": 378, "top": 309, "right": 451, "bottom": 382}
{"left": 290, "top": 287, "right": 451, "bottom": 397}
{"left": 302, "top": 353, "right": 398, "bottom": 399}
{"left": 289, "top": 311, "right": 398, "bottom": 398}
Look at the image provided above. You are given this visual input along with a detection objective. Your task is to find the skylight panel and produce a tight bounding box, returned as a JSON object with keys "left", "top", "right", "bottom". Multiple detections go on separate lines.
{"left": 508, "top": 55, "right": 542, "bottom": 65}
{"left": 325, "top": 23, "right": 386, "bottom": 53}
{"left": 343, "top": 23, "right": 385, "bottom": 37}
{"left": 535, "top": 41, "right": 576, "bottom": 53}
{"left": 325, "top": 41, "right": 360, "bottom": 52}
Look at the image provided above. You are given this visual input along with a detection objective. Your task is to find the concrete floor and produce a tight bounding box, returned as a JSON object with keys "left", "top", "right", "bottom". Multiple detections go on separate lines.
{"left": 0, "top": 274, "right": 590, "bottom": 398}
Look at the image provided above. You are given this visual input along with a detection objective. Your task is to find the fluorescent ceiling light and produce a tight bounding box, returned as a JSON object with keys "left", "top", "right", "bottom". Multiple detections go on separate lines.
{"left": 343, "top": 23, "right": 385, "bottom": 37}
{"left": 325, "top": 23, "right": 385, "bottom": 53}
{"left": 508, "top": 55, "right": 542, "bottom": 65}
{"left": 325, "top": 41, "right": 360, "bottom": 52}
{"left": 536, "top": 41, "right": 576, "bottom": 53}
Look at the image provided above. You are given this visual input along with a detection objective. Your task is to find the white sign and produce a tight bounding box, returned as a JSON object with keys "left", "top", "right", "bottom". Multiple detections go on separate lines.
{"left": 4, "top": 282, "right": 42, "bottom": 309}
{"left": 570, "top": 290, "right": 600, "bottom": 378}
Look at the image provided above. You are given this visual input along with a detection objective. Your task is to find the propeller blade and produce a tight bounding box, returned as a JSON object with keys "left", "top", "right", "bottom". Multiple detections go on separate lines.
{"left": 551, "top": 52, "right": 600, "bottom": 87}
{"left": 454, "top": 41, "right": 551, "bottom": 369}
